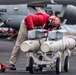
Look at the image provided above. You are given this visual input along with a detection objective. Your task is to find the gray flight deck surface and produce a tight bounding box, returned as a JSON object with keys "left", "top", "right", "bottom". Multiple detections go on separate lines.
{"left": 0, "top": 37, "right": 76, "bottom": 75}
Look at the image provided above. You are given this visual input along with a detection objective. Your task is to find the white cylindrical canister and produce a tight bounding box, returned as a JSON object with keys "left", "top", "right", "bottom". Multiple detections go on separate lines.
{"left": 20, "top": 40, "right": 40, "bottom": 52}
{"left": 41, "top": 38, "right": 76, "bottom": 53}
{"left": 67, "top": 38, "right": 76, "bottom": 49}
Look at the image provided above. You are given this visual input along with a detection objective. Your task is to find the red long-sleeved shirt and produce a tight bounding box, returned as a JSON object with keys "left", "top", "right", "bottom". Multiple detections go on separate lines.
{"left": 24, "top": 12, "right": 50, "bottom": 30}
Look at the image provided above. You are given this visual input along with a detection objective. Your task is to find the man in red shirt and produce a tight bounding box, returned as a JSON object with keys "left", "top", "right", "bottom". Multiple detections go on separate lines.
{"left": 24, "top": 13, "right": 60, "bottom": 30}
{"left": 9, "top": 12, "right": 60, "bottom": 70}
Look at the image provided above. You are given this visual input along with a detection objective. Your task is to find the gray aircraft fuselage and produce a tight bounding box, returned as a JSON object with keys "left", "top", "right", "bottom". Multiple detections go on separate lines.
{"left": 0, "top": 4, "right": 45, "bottom": 30}
{"left": 0, "top": 0, "right": 76, "bottom": 30}
{"left": 0, "top": 4, "right": 76, "bottom": 37}
{"left": 0, "top": 4, "right": 36, "bottom": 29}
{"left": 0, "top": 0, "right": 76, "bottom": 5}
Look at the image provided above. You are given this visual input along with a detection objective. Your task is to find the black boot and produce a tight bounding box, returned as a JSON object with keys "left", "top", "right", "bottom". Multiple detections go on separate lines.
{"left": 9, "top": 64, "right": 16, "bottom": 70}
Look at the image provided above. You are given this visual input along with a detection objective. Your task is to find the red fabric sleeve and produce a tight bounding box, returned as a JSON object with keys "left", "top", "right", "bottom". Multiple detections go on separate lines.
{"left": 26, "top": 15, "right": 34, "bottom": 30}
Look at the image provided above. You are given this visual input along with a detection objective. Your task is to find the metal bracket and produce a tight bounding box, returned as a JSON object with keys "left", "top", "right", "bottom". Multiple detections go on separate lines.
{"left": 51, "top": 0, "right": 55, "bottom": 3}
{"left": 64, "top": 49, "right": 71, "bottom": 57}
{"left": 28, "top": 51, "right": 61, "bottom": 65}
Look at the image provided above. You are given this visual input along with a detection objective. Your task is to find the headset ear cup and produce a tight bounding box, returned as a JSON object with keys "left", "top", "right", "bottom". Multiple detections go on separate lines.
{"left": 48, "top": 21, "right": 51, "bottom": 26}
{"left": 45, "top": 21, "right": 50, "bottom": 28}
{"left": 46, "top": 20, "right": 50, "bottom": 26}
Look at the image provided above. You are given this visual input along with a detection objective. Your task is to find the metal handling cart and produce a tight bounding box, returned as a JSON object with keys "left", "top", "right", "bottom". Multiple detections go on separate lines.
{"left": 20, "top": 28, "right": 75, "bottom": 74}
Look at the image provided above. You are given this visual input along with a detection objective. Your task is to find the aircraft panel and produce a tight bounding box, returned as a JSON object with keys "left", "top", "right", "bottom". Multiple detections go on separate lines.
{"left": 7, "top": 4, "right": 28, "bottom": 15}
{"left": 0, "top": 0, "right": 76, "bottom": 5}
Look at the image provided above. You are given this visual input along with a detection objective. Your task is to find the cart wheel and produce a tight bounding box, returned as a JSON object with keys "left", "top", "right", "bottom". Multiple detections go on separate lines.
{"left": 64, "top": 56, "right": 69, "bottom": 72}
{"left": 29, "top": 57, "right": 34, "bottom": 73}
{"left": 56, "top": 58, "right": 61, "bottom": 74}
{"left": 38, "top": 56, "right": 43, "bottom": 71}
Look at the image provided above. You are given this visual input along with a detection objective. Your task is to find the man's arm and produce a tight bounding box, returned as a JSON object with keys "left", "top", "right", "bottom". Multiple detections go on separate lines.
{"left": 27, "top": 15, "right": 34, "bottom": 30}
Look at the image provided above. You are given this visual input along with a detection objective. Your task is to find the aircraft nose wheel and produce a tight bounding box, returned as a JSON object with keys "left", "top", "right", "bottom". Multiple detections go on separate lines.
{"left": 56, "top": 57, "right": 61, "bottom": 74}
{"left": 29, "top": 57, "right": 34, "bottom": 73}
{"left": 64, "top": 56, "right": 69, "bottom": 72}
